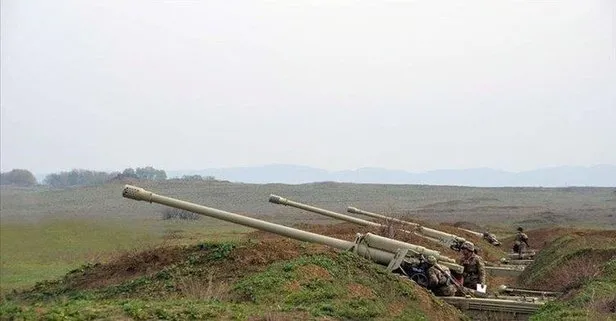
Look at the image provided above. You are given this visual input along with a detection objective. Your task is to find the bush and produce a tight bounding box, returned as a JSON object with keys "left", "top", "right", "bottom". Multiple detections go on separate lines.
{"left": 0, "top": 169, "right": 37, "bottom": 186}
{"left": 161, "top": 208, "right": 201, "bottom": 221}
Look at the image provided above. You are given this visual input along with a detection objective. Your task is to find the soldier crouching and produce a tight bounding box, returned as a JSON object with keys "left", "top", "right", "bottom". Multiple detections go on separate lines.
{"left": 426, "top": 255, "right": 456, "bottom": 296}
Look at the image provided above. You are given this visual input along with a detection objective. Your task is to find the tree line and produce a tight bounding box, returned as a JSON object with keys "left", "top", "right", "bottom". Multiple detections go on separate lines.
{"left": 1, "top": 167, "right": 218, "bottom": 188}
{"left": 0, "top": 167, "right": 216, "bottom": 188}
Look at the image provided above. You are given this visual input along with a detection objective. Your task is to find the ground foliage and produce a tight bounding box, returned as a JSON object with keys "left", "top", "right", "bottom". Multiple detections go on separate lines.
{"left": 0, "top": 233, "right": 466, "bottom": 321}
{"left": 517, "top": 229, "right": 616, "bottom": 321}
{"left": 2, "top": 180, "right": 616, "bottom": 320}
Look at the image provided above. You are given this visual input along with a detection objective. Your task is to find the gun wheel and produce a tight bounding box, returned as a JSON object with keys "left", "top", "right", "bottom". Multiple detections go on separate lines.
{"left": 410, "top": 273, "right": 428, "bottom": 287}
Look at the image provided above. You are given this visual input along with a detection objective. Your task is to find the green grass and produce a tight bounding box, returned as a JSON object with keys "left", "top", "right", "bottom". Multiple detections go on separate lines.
{"left": 232, "top": 252, "right": 421, "bottom": 320}
{"left": 1, "top": 241, "right": 465, "bottom": 321}
{"left": 521, "top": 233, "right": 616, "bottom": 321}
{"left": 0, "top": 298, "right": 239, "bottom": 320}
{"left": 1, "top": 182, "right": 615, "bottom": 320}
{"left": 0, "top": 218, "right": 251, "bottom": 292}
{"left": 530, "top": 259, "right": 616, "bottom": 321}
{"left": 0, "top": 218, "right": 157, "bottom": 291}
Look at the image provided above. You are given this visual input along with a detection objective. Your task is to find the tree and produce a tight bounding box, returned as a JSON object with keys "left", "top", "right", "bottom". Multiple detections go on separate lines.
{"left": 0, "top": 169, "right": 37, "bottom": 186}
{"left": 122, "top": 168, "right": 138, "bottom": 178}
{"left": 134, "top": 166, "right": 167, "bottom": 180}
{"left": 43, "top": 169, "right": 114, "bottom": 187}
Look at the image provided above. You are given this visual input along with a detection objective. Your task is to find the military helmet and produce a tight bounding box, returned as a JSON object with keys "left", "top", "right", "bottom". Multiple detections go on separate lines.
{"left": 517, "top": 226, "right": 524, "bottom": 232}
{"left": 426, "top": 255, "right": 437, "bottom": 265}
{"left": 460, "top": 241, "right": 475, "bottom": 252}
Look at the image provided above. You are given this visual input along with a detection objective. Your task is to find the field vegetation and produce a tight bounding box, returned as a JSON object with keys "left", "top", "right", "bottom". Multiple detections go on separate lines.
{"left": 1, "top": 180, "right": 615, "bottom": 320}
{"left": 517, "top": 230, "right": 616, "bottom": 320}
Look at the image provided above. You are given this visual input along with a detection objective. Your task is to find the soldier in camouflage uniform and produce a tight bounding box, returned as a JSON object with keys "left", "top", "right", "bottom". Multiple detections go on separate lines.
{"left": 425, "top": 255, "right": 456, "bottom": 296}
{"left": 458, "top": 241, "right": 486, "bottom": 290}
{"left": 513, "top": 226, "right": 529, "bottom": 255}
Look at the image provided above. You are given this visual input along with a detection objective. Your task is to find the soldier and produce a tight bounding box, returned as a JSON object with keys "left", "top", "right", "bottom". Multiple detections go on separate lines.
{"left": 425, "top": 255, "right": 456, "bottom": 296}
{"left": 458, "top": 241, "right": 486, "bottom": 290}
{"left": 513, "top": 226, "right": 529, "bottom": 255}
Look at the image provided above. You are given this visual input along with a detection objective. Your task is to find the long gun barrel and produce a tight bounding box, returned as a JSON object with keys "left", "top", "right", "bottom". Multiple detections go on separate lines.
{"left": 457, "top": 227, "right": 502, "bottom": 247}
{"left": 271, "top": 195, "right": 467, "bottom": 252}
{"left": 269, "top": 195, "right": 383, "bottom": 229}
{"left": 496, "top": 285, "right": 561, "bottom": 297}
{"left": 269, "top": 195, "right": 459, "bottom": 265}
{"left": 347, "top": 206, "right": 469, "bottom": 251}
{"left": 457, "top": 227, "right": 484, "bottom": 237}
{"left": 347, "top": 207, "right": 419, "bottom": 228}
{"left": 122, "top": 185, "right": 463, "bottom": 274}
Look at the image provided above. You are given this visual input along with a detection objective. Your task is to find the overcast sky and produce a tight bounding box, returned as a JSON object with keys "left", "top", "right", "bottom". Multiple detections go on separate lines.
{"left": 1, "top": 0, "right": 615, "bottom": 175}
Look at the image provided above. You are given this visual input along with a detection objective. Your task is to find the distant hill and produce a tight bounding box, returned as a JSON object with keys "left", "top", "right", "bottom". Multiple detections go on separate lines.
{"left": 168, "top": 164, "right": 616, "bottom": 187}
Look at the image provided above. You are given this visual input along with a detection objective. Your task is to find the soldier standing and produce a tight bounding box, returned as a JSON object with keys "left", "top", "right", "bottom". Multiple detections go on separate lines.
{"left": 425, "top": 256, "right": 456, "bottom": 296}
{"left": 513, "top": 227, "right": 530, "bottom": 255}
{"left": 458, "top": 241, "right": 486, "bottom": 290}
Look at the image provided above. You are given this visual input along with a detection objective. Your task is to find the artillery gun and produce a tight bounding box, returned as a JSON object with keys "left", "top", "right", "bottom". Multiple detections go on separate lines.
{"left": 347, "top": 207, "right": 505, "bottom": 248}
{"left": 121, "top": 185, "right": 550, "bottom": 317}
{"left": 270, "top": 195, "right": 468, "bottom": 252}
{"left": 457, "top": 227, "right": 502, "bottom": 246}
{"left": 346, "top": 206, "right": 469, "bottom": 251}
{"left": 495, "top": 285, "right": 561, "bottom": 298}
{"left": 122, "top": 185, "right": 461, "bottom": 287}
{"left": 272, "top": 197, "right": 528, "bottom": 277}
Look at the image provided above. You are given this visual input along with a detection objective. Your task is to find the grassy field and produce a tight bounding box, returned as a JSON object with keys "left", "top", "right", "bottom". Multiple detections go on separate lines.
{"left": 1, "top": 181, "right": 615, "bottom": 320}
{"left": 2, "top": 180, "right": 615, "bottom": 226}
{"left": 1, "top": 180, "right": 615, "bottom": 292}
{"left": 0, "top": 217, "right": 251, "bottom": 291}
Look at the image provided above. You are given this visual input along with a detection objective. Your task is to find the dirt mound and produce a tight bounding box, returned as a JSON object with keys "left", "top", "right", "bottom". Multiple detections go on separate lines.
{"left": 231, "top": 250, "right": 464, "bottom": 321}
{"left": 452, "top": 221, "right": 484, "bottom": 231}
{"left": 294, "top": 221, "right": 378, "bottom": 240}
{"left": 64, "top": 245, "right": 192, "bottom": 290}
{"left": 501, "top": 227, "right": 616, "bottom": 252}
{"left": 518, "top": 229, "right": 616, "bottom": 292}
{"left": 9, "top": 232, "right": 468, "bottom": 320}
{"left": 230, "top": 237, "right": 332, "bottom": 268}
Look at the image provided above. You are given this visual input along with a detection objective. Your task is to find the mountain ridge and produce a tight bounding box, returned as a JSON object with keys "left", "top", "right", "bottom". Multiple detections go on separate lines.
{"left": 167, "top": 164, "right": 616, "bottom": 187}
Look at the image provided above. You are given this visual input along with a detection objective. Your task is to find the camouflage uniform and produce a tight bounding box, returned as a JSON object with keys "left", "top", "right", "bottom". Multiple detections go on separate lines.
{"left": 513, "top": 230, "right": 529, "bottom": 254}
{"left": 458, "top": 243, "right": 486, "bottom": 290}
{"left": 427, "top": 264, "right": 456, "bottom": 296}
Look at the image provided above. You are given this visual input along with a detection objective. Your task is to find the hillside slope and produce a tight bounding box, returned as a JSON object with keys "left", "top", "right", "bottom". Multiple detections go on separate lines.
{"left": 1, "top": 233, "right": 466, "bottom": 321}
{"left": 517, "top": 230, "right": 616, "bottom": 321}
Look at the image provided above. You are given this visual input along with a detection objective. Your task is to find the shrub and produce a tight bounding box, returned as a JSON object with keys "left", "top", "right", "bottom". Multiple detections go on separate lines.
{"left": 161, "top": 208, "right": 201, "bottom": 221}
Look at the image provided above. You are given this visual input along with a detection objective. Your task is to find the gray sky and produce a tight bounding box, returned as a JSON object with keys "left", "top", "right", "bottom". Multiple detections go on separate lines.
{"left": 2, "top": 0, "right": 615, "bottom": 175}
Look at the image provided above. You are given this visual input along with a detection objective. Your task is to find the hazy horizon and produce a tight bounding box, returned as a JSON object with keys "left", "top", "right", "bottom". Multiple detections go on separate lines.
{"left": 11, "top": 163, "right": 616, "bottom": 178}
{"left": 20, "top": 163, "right": 616, "bottom": 188}
{"left": 2, "top": 1, "right": 615, "bottom": 174}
